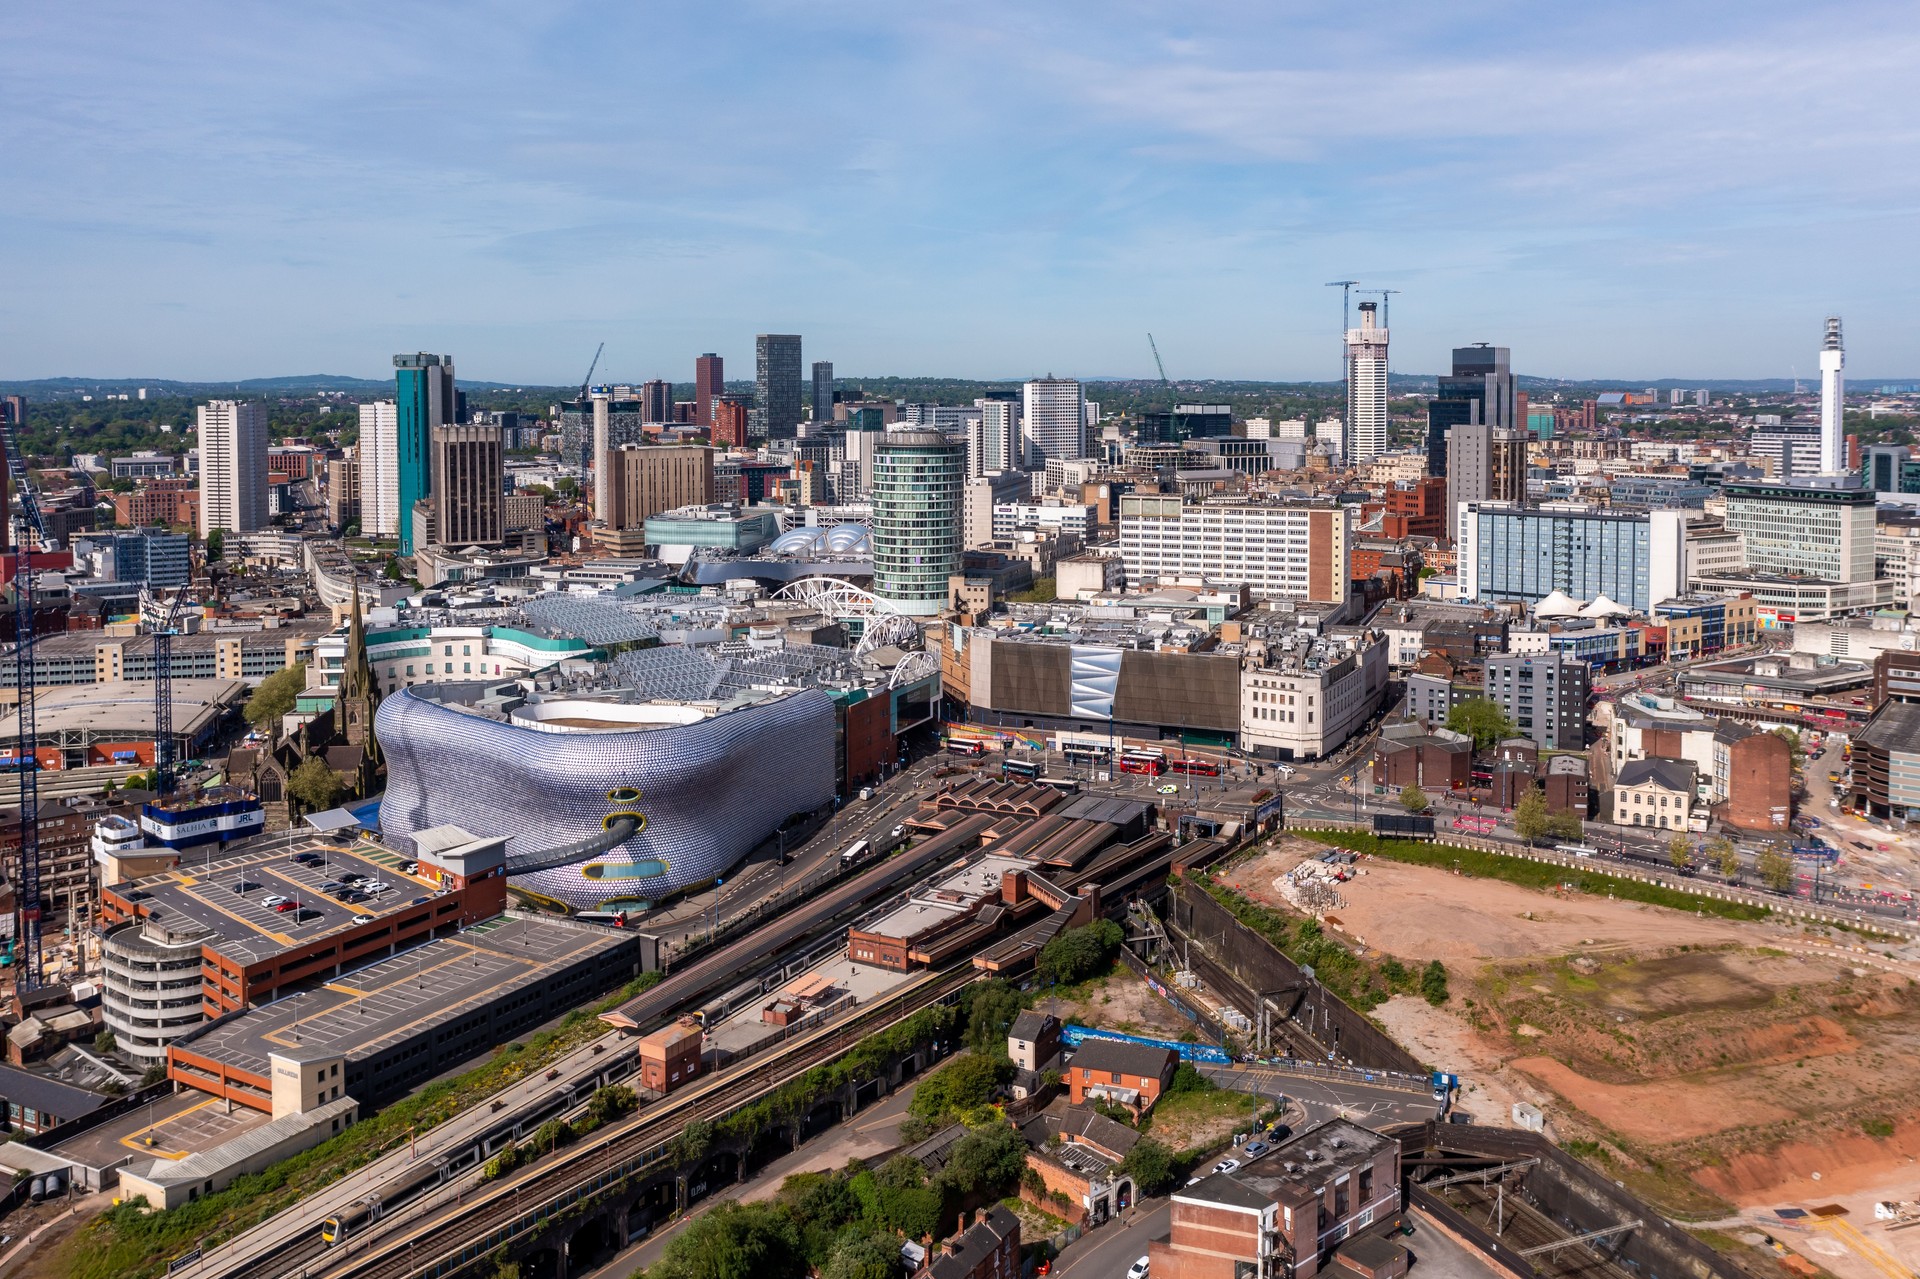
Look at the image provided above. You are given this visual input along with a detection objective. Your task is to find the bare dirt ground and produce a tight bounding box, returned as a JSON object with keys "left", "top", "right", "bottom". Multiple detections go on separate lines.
{"left": 1036, "top": 968, "right": 1196, "bottom": 1042}
{"left": 1213, "top": 837, "right": 1920, "bottom": 1226}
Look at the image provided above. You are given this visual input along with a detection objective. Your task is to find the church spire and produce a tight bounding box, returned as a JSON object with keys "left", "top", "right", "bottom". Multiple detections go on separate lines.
{"left": 341, "top": 580, "right": 382, "bottom": 768}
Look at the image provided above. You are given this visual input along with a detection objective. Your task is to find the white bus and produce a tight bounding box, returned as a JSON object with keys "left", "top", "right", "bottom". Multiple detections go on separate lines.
{"left": 1555, "top": 843, "right": 1599, "bottom": 859}
{"left": 839, "top": 839, "right": 871, "bottom": 868}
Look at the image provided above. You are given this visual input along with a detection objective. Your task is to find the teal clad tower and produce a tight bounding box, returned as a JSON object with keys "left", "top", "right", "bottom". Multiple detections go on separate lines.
{"left": 394, "top": 353, "right": 455, "bottom": 554}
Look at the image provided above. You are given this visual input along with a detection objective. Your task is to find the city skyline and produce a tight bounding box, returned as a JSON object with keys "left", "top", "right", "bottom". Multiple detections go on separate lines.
{"left": 4, "top": 3, "right": 1917, "bottom": 383}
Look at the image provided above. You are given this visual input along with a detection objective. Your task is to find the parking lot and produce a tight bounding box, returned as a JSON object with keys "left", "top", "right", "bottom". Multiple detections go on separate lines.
{"left": 52, "top": 1090, "right": 270, "bottom": 1169}
{"left": 104, "top": 831, "right": 444, "bottom": 963}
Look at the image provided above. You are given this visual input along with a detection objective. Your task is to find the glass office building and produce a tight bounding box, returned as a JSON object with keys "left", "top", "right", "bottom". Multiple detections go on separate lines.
{"left": 872, "top": 431, "right": 963, "bottom": 615}
{"left": 1461, "top": 504, "right": 1686, "bottom": 612}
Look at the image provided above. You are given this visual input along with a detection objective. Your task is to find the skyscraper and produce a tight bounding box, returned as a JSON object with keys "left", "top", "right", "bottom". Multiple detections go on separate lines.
{"left": 394, "top": 353, "right": 456, "bottom": 555}
{"left": 872, "top": 431, "right": 963, "bottom": 616}
{"left": 430, "top": 424, "right": 504, "bottom": 547}
{"left": 976, "top": 399, "right": 1021, "bottom": 473}
{"left": 1446, "top": 424, "right": 1526, "bottom": 543}
{"left": 357, "top": 400, "right": 400, "bottom": 536}
{"left": 197, "top": 400, "right": 269, "bottom": 535}
{"left": 641, "top": 379, "right": 672, "bottom": 424}
{"left": 599, "top": 444, "right": 715, "bottom": 552}
{"left": 1425, "top": 344, "right": 1514, "bottom": 477}
{"left": 695, "top": 353, "right": 723, "bottom": 427}
{"left": 1344, "top": 302, "right": 1389, "bottom": 465}
{"left": 811, "top": 361, "right": 834, "bottom": 426}
{"left": 1022, "top": 376, "right": 1085, "bottom": 466}
{"left": 591, "top": 389, "right": 614, "bottom": 520}
{"left": 754, "top": 334, "right": 803, "bottom": 439}
{"left": 1820, "top": 317, "right": 1846, "bottom": 474}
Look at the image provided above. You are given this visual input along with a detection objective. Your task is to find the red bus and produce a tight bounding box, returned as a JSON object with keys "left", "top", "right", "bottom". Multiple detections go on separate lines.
{"left": 1119, "top": 751, "right": 1168, "bottom": 776}
{"left": 946, "top": 739, "right": 986, "bottom": 757}
{"left": 1170, "top": 758, "right": 1221, "bottom": 776}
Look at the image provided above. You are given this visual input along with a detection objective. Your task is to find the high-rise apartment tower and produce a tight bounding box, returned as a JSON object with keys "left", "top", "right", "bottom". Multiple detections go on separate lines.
{"left": 811, "top": 361, "right": 834, "bottom": 426}
{"left": 197, "top": 400, "right": 269, "bottom": 535}
{"left": 694, "top": 353, "right": 723, "bottom": 427}
{"left": 1021, "top": 377, "right": 1085, "bottom": 467}
{"left": 394, "top": 353, "right": 456, "bottom": 555}
{"left": 754, "top": 334, "right": 803, "bottom": 439}
{"left": 1344, "top": 302, "right": 1389, "bottom": 465}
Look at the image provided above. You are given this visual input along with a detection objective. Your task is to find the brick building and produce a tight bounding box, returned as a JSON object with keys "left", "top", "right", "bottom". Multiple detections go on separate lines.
{"left": 114, "top": 478, "right": 199, "bottom": 532}
{"left": 1380, "top": 476, "right": 1446, "bottom": 540}
{"left": 1150, "top": 1119, "right": 1402, "bottom": 1279}
{"left": 919, "top": 1206, "right": 1020, "bottom": 1279}
{"left": 636, "top": 1019, "right": 702, "bottom": 1093}
{"left": 1064, "top": 1038, "right": 1176, "bottom": 1120}
{"left": 0, "top": 799, "right": 94, "bottom": 928}
{"left": 1373, "top": 723, "right": 1472, "bottom": 791}
{"left": 1711, "top": 722, "right": 1793, "bottom": 831}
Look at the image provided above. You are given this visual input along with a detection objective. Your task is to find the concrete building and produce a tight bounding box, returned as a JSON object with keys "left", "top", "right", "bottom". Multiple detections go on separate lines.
{"left": 1425, "top": 343, "right": 1514, "bottom": 478}
{"left": 1483, "top": 651, "right": 1589, "bottom": 752}
{"left": 596, "top": 445, "right": 716, "bottom": 554}
{"left": 1446, "top": 425, "right": 1526, "bottom": 540}
{"left": 327, "top": 452, "right": 359, "bottom": 532}
{"left": 1820, "top": 316, "right": 1846, "bottom": 474}
{"left": 197, "top": 400, "right": 269, "bottom": 535}
{"left": 1119, "top": 496, "right": 1351, "bottom": 604}
{"left": 1723, "top": 479, "right": 1876, "bottom": 584}
{"left": 810, "top": 360, "right": 833, "bottom": 425}
{"left": 1850, "top": 701, "right": 1920, "bottom": 822}
{"left": 357, "top": 401, "right": 399, "bottom": 537}
{"left": 754, "top": 334, "right": 803, "bottom": 439}
{"left": 872, "top": 431, "right": 963, "bottom": 616}
{"left": 431, "top": 424, "right": 504, "bottom": 548}
{"left": 1150, "top": 1119, "right": 1401, "bottom": 1279}
{"left": 1344, "top": 302, "right": 1389, "bottom": 464}
{"left": 1239, "top": 629, "right": 1387, "bottom": 761}
{"left": 394, "top": 354, "right": 457, "bottom": 556}
{"left": 1023, "top": 377, "right": 1086, "bottom": 466}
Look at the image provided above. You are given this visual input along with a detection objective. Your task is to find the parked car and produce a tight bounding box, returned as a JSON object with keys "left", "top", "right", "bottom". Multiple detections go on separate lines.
{"left": 1211, "top": 1158, "right": 1241, "bottom": 1175}
{"left": 353, "top": 914, "right": 375, "bottom": 924}
{"left": 273, "top": 900, "right": 300, "bottom": 913}
{"left": 364, "top": 881, "right": 390, "bottom": 894}
{"left": 1128, "top": 1259, "right": 1150, "bottom": 1279}
{"left": 1242, "top": 1140, "right": 1270, "bottom": 1158}
{"left": 261, "top": 895, "right": 287, "bottom": 908}
{"left": 232, "top": 880, "right": 262, "bottom": 894}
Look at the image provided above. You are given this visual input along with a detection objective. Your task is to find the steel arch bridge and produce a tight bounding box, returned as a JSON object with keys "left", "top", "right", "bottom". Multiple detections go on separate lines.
{"left": 771, "top": 577, "right": 924, "bottom": 656}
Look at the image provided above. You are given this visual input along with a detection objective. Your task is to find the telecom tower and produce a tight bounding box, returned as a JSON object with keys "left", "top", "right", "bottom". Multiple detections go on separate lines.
{"left": 1820, "top": 316, "right": 1845, "bottom": 474}
{"left": 1345, "top": 301, "right": 1389, "bottom": 465}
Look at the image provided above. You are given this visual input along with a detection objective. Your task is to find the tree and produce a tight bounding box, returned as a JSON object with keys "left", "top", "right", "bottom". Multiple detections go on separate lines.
{"left": 651, "top": 1201, "right": 804, "bottom": 1279}
{"left": 288, "top": 757, "right": 342, "bottom": 812}
{"left": 1773, "top": 727, "right": 1805, "bottom": 771}
{"left": 1421, "top": 960, "right": 1450, "bottom": 1006}
{"left": 822, "top": 1232, "right": 904, "bottom": 1279}
{"left": 93, "top": 1029, "right": 117, "bottom": 1055}
{"left": 1400, "top": 785, "right": 1428, "bottom": 814}
{"left": 1545, "top": 810, "right": 1586, "bottom": 842}
{"left": 1120, "top": 1137, "right": 1176, "bottom": 1195}
{"left": 1668, "top": 835, "right": 1692, "bottom": 870}
{"left": 244, "top": 662, "right": 306, "bottom": 730}
{"left": 909, "top": 1053, "right": 1011, "bottom": 1121}
{"left": 669, "top": 1117, "right": 714, "bottom": 1165}
{"left": 933, "top": 1124, "right": 1027, "bottom": 1199}
{"left": 204, "top": 529, "right": 225, "bottom": 563}
{"left": 1757, "top": 845, "right": 1794, "bottom": 893}
{"left": 1707, "top": 836, "right": 1739, "bottom": 879}
{"left": 962, "top": 979, "right": 1024, "bottom": 1056}
{"left": 1513, "top": 787, "right": 1549, "bottom": 842}
{"left": 1036, "top": 918, "right": 1122, "bottom": 986}
{"left": 1447, "top": 698, "right": 1517, "bottom": 750}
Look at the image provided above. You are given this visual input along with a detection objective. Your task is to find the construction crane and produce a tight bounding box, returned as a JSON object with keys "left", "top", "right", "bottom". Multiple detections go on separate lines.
{"left": 2, "top": 416, "right": 54, "bottom": 989}
{"left": 1325, "top": 280, "right": 1361, "bottom": 334}
{"left": 147, "top": 588, "right": 188, "bottom": 798}
{"left": 578, "top": 341, "right": 605, "bottom": 403}
{"left": 1363, "top": 287, "right": 1402, "bottom": 329}
{"left": 1147, "top": 333, "right": 1173, "bottom": 389}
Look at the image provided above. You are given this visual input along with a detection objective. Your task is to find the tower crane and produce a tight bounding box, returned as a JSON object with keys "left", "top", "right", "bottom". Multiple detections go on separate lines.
{"left": 1325, "top": 280, "right": 1361, "bottom": 334}
{"left": 578, "top": 342, "right": 605, "bottom": 402}
{"left": 147, "top": 587, "right": 188, "bottom": 798}
{"left": 2, "top": 416, "right": 54, "bottom": 989}
{"left": 1147, "top": 333, "right": 1173, "bottom": 389}
{"left": 1363, "top": 288, "right": 1402, "bottom": 329}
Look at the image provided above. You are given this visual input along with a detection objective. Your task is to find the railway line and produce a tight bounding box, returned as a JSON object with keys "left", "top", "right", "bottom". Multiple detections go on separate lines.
{"left": 299, "top": 962, "right": 980, "bottom": 1279}
{"left": 1440, "top": 1180, "right": 1633, "bottom": 1279}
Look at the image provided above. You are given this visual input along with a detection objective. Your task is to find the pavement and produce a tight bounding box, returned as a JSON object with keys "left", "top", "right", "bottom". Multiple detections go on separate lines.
{"left": 52, "top": 1090, "right": 268, "bottom": 1172}
{"left": 1203, "top": 1063, "right": 1441, "bottom": 1130}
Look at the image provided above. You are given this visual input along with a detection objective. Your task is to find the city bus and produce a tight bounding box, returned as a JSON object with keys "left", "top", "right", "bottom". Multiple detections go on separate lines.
{"left": 1062, "top": 742, "right": 1113, "bottom": 765}
{"left": 839, "top": 838, "right": 871, "bottom": 868}
{"left": 1003, "top": 758, "right": 1041, "bottom": 779}
{"left": 1119, "top": 751, "right": 1168, "bottom": 776}
{"left": 945, "top": 739, "right": 986, "bottom": 757}
{"left": 1554, "top": 843, "right": 1600, "bottom": 859}
{"left": 1171, "top": 757, "right": 1222, "bottom": 777}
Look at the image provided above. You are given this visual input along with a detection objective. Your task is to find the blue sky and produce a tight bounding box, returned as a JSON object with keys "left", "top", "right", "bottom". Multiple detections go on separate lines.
{"left": 3, "top": 2, "right": 1916, "bottom": 384}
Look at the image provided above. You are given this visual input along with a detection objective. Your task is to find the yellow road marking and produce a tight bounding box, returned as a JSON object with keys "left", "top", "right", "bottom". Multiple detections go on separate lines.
{"left": 1818, "top": 1219, "right": 1914, "bottom": 1279}
{"left": 118, "top": 1096, "right": 226, "bottom": 1158}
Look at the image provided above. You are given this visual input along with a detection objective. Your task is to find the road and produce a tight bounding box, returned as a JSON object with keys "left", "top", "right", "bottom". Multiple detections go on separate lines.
{"left": 1203, "top": 1064, "right": 1439, "bottom": 1130}
{"left": 1053, "top": 1200, "right": 1169, "bottom": 1279}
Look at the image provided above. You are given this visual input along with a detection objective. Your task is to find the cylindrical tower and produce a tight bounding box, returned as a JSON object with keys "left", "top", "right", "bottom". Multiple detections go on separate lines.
{"left": 872, "top": 430, "right": 963, "bottom": 616}
{"left": 1820, "top": 316, "right": 1845, "bottom": 475}
{"left": 1345, "top": 301, "right": 1390, "bottom": 465}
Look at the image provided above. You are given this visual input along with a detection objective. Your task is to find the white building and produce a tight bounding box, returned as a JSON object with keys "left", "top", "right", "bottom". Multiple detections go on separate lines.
{"left": 1344, "top": 302, "right": 1389, "bottom": 464}
{"left": 1685, "top": 519, "right": 1747, "bottom": 578}
{"left": 1119, "top": 495, "right": 1351, "bottom": 603}
{"left": 974, "top": 399, "right": 1022, "bottom": 473}
{"left": 1820, "top": 316, "right": 1846, "bottom": 474}
{"left": 357, "top": 400, "right": 400, "bottom": 536}
{"left": 197, "top": 399, "right": 269, "bottom": 536}
{"left": 1023, "top": 377, "right": 1086, "bottom": 466}
{"left": 1240, "top": 628, "right": 1387, "bottom": 761}
{"left": 993, "top": 501, "right": 1096, "bottom": 540}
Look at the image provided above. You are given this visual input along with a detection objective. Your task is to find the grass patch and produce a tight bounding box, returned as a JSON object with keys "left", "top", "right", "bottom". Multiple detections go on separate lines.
{"left": 49, "top": 970, "right": 664, "bottom": 1279}
{"left": 1297, "top": 831, "right": 1771, "bottom": 922}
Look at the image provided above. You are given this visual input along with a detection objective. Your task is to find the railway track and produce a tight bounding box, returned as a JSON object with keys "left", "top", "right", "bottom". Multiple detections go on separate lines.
{"left": 302, "top": 963, "right": 980, "bottom": 1279}
{"left": 1442, "top": 1181, "right": 1629, "bottom": 1279}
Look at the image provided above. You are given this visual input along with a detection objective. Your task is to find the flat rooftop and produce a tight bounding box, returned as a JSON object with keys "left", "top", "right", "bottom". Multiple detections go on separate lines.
{"left": 0, "top": 678, "right": 245, "bottom": 739}
{"left": 177, "top": 914, "right": 625, "bottom": 1079}
{"left": 107, "top": 832, "right": 442, "bottom": 966}
{"left": 858, "top": 854, "right": 1030, "bottom": 943}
